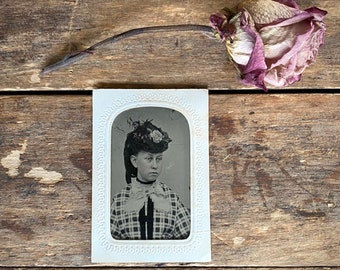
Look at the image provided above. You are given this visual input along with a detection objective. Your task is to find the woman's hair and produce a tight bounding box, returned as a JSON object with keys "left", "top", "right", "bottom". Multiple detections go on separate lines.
{"left": 123, "top": 119, "right": 172, "bottom": 183}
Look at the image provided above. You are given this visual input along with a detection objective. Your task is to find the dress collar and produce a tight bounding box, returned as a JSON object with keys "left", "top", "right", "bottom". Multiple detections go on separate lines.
{"left": 124, "top": 178, "right": 171, "bottom": 213}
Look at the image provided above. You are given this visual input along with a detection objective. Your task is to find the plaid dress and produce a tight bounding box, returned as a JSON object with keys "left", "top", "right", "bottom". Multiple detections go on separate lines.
{"left": 111, "top": 180, "right": 190, "bottom": 240}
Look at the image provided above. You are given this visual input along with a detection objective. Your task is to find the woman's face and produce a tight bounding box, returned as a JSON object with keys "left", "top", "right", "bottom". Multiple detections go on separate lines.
{"left": 131, "top": 151, "right": 163, "bottom": 183}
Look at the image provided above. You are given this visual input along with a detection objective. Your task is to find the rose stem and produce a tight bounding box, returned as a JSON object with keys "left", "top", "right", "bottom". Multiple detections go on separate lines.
{"left": 40, "top": 24, "right": 212, "bottom": 76}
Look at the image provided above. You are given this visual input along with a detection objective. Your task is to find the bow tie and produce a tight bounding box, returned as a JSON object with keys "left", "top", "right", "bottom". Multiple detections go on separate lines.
{"left": 124, "top": 180, "right": 171, "bottom": 213}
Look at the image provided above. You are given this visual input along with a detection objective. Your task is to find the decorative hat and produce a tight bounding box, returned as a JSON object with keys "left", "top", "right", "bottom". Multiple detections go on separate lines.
{"left": 123, "top": 120, "right": 172, "bottom": 183}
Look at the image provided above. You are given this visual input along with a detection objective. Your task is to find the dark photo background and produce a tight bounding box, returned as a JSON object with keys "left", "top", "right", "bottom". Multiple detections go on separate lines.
{"left": 111, "top": 107, "right": 190, "bottom": 209}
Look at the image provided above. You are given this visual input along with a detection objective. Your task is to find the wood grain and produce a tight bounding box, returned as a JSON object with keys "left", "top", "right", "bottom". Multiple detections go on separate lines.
{"left": 0, "top": 94, "right": 339, "bottom": 267}
{"left": 209, "top": 94, "right": 340, "bottom": 266}
{"left": 0, "top": 0, "right": 339, "bottom": 91}
{"left": 0, "top": 0, "right": 339, "bottom": 268}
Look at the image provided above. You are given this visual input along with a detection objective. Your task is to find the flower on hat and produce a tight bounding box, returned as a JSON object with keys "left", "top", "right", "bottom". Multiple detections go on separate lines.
{"left": 149, "top": 129, "right": 163, "bottom": 144}
{"left": 210, "top": 0, "right": 327, "bottom": 91}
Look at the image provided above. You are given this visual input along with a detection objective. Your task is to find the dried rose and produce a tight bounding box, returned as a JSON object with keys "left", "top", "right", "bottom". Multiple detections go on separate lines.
{"left": 210, "top": 0, "right": 327, "bottom": 91}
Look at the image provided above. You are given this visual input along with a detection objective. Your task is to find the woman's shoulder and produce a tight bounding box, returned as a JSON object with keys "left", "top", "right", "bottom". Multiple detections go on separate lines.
{"left": 158, "top": 182, "right": 178, "bottom": 198}
{"left": 158, "top": 181, "right": 171, "bottom": 191}
{"left": 112, "top": 184, "right": 132, "bottom": 200}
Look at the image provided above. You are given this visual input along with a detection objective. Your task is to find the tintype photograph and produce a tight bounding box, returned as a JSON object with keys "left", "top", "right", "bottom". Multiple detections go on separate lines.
{"left": 110, "top": 107, "right": 190, "bottom": 241}
{"left": 92, "top": 89, "right": 210, "bottom": 263}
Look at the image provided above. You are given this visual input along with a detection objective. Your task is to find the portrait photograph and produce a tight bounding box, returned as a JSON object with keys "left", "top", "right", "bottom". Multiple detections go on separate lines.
{"left": 92, "top": 89, "right": 210, "bottom": 263}
{"left": 110, "top": 107, "right": 191, "bottom": 241}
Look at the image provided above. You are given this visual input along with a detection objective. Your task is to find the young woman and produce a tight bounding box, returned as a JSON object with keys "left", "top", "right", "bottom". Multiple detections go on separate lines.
{"left": 110, "top": 120, "right": 190, "bottom": 240}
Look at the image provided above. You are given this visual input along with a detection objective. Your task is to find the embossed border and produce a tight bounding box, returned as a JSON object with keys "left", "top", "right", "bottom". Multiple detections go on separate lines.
{"left": 92, "top": 89, "right": 210, "bottom": 263}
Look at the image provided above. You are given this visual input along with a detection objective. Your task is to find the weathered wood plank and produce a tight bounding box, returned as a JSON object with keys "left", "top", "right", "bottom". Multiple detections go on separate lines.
{"left": 209, "top": 94, "right": 340, "bottom": 266}
{"left": 0, "top": 0, "right": 339, "bottom": 91}
{"left": 0, "top": 94, "right": 339, "bottom": 267}
{"left": 0, "top": 95, "right": 92, "bottom": 266}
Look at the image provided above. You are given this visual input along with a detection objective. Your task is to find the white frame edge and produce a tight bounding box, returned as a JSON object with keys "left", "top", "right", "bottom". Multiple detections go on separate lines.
{"left": 92, "top": 89, "right": 210, "bottom": 263}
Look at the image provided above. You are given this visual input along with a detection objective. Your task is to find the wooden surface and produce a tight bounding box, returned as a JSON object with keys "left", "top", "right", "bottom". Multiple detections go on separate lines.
{"left": 0, "top": 94, "right": 339, "bottom": 267}
{"left": 0, "top": 0, "right": 339, "bottom": 269}
{"left": 0, "top": 0, "right": 339, "bottom": 91}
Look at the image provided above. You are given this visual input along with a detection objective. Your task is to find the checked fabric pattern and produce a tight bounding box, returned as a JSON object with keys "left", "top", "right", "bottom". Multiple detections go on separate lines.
{"left": 111, "top": 181, "right": 190, "bottom": 240}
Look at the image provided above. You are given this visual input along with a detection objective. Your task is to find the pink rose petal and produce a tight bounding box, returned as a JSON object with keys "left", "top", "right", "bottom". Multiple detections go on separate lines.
{"left": 210, "top": 0, "right": 327, "bottom": 91}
